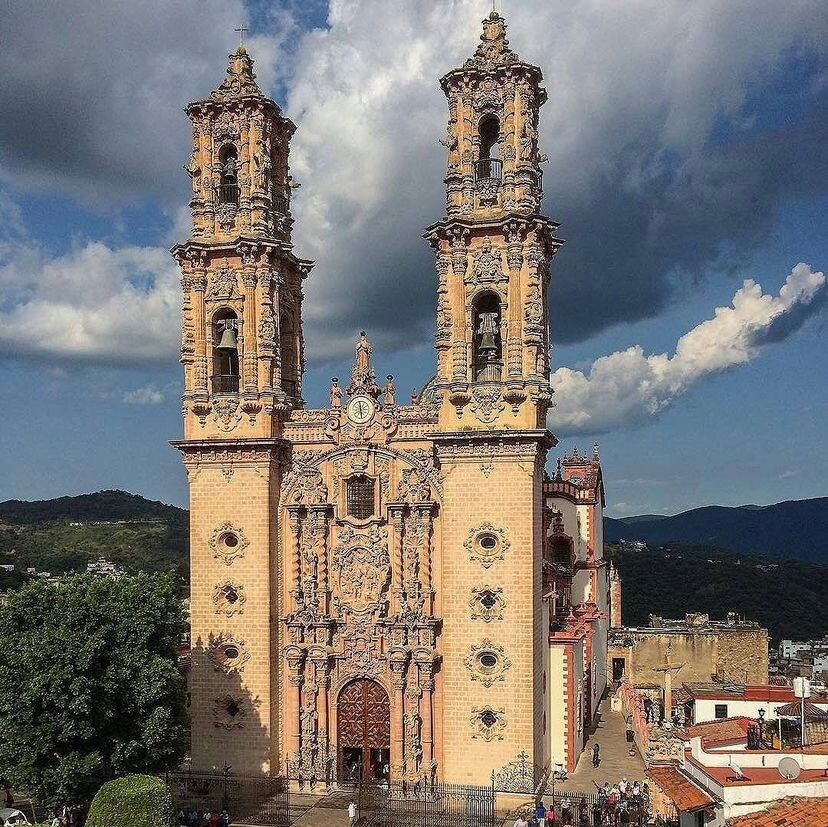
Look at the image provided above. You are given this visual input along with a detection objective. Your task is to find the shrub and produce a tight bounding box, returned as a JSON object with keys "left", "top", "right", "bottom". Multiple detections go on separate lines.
{"left": 86, "top": 775, "right": 176, "bottom": 827}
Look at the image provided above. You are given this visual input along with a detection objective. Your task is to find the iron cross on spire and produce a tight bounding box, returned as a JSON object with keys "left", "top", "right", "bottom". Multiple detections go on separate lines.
{"left": 234, "top": 24, "right": 249, "bottom": 46}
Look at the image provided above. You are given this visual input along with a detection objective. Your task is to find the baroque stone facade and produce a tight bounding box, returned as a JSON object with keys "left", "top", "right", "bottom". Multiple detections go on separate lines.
{"left": 173, "top": 12, "right": 609, "bottom": 786}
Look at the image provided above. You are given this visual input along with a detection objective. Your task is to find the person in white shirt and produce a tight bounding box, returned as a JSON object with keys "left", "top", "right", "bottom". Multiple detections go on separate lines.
{"left": 514, "top": 814, "right": 529, "bottom": 827}
{"left": 348, "top": 800, "right": 357, "bottom": 826}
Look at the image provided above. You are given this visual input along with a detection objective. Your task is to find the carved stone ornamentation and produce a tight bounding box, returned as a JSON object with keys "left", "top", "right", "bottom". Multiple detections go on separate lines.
{"left": 463, "top": 639, "right": 512, "bottom": 687}
{"left": 464, "top": 522, "right": 510, "bottom": 568}
{"left": 470, "top": 239, "right": 505, "bottom": 284}
{"left": 216, "top": 202, "right": 238, "bottom": 232}
{"left": 292, "top": 468, "right": 329, "bottom": 505}
{"left": 209, "top": 633, "right": 250, "bottom": 674}
{"left": 209, "top": 521, "right": 250, "bottom": 565}
{"left": 258, "top": 306, "right": 277, "bottom": 349}
{"left": 206, "top": 266, "right": 242, "bottom": 302}
{"left": 469, "top": 585, "right": 506, "bottom": 622}
{"left": 213, "top": 397, "right": 242, "bottom": 431}
{"left": 331, "top": 524, "right": 390, "bottom": 618}
{"left": 212, "top": 581, "right": 247, "bottom": 616}
{"left": 470, "top": 385, "right": 505, "bottom": 424}
{"left": 213, "top": 695, "right": 246, "bottom": 729}
{"left": 470, "top": 706, "right": 506, "bottom": 741}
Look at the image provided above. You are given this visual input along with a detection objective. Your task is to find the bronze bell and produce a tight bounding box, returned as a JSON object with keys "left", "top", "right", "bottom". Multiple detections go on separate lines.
{"left": 216, "top": 325, "right": 238, "bottom": 351}
{"left": 479, "top": 330, "right": 497, "bottom": 352}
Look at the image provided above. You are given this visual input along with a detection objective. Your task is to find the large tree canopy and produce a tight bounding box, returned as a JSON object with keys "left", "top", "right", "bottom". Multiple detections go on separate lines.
{"left": 0, "top": 573, "right": 187, "bottom": 804}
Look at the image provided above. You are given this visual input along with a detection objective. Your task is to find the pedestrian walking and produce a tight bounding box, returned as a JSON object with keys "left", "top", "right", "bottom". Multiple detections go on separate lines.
{"left": 348, "top": 799, "right": 357, "bottom": 827}
{"left": 591, "top": 743, "right": 600, "bottom": 767}
{"left": 535, "top": 799, "right": 546, "bottom": 827}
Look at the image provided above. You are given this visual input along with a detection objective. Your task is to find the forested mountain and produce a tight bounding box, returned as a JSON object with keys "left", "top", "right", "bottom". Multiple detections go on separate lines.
{"left": 0, "top": 490, "right": 187, "bottom": 579}
{"left": 608, "top": 541, "right": 828, "bottom": 642}
{"left": 605, "top": 497, "right": 828, "bottom": 562}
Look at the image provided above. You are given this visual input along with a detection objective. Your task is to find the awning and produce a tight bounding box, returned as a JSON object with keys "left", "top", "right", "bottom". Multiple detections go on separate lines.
{"left": 774, "top": 701, "right": 828, "bottom": 719}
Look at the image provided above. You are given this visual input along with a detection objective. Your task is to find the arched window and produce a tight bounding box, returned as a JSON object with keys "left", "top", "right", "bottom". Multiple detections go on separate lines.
{"left": 476, "top": 115, "right": 501, "bottom": 182}
{"left": 280, "top": 310, "right": 298, "bottom": 399}
{"left": 218, "top": 144, "right": 240, "bottom": 205}
{"left": 346, "top": 475, "right": 375, "bottom": 520}
{"left": 472, "top": 292, "right": 503, "bottom": 382}
{"left": 212, "top": 308, "right": 239, "bottom": 394}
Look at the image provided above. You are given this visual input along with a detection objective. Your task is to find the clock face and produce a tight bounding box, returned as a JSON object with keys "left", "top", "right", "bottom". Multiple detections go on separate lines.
{"left": 347, "top": 396, "right": 374, "bottom": 424}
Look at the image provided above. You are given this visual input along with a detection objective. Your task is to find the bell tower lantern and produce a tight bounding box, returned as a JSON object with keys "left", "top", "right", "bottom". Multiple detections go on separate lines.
{"left": 426, "top": 10, "right": 563, "bottom": 431}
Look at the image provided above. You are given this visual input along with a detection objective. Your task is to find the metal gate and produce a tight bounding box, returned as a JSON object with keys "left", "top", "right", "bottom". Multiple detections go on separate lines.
{"left": 166, "top": 771, "right": 290, "bottom": 826}
{"left": 358, "top": 779, "right": 495, "bottom": 827}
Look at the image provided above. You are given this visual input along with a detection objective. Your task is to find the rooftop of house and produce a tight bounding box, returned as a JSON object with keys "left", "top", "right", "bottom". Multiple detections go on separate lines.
{"left": 683, "top": 682, "right": 828, "bottom": 704}
{"left": 681, "top": 717, "right": 754, "bottom": 748}
{"left": 646, "top": 764, "right": 715, "bottom": 812}
{"left": 684, "top": 749, "right": 828, "bottom": 788}
{"left": 725, "top": 796, "right": 828, "bottom": 826}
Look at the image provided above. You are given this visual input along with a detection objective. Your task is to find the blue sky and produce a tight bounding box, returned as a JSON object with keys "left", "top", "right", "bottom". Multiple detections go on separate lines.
{"left": 0, "top": 0, "right": 826, "bottom": 516}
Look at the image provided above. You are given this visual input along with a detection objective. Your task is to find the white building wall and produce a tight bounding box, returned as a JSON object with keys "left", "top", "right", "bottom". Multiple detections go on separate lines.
{"left": 693, "top": 696, "right": 828, "bottom": 723}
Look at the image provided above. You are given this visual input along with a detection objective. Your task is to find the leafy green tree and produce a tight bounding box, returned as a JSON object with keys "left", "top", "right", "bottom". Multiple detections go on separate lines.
{"left": 86, "top": 775, "right": 177, "bottom": 827}
{"left": 0, "top": 574, "right": 187, "bottom": 805}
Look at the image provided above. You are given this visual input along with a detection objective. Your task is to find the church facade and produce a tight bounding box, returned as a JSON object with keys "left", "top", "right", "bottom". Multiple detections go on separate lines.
{"left": 172, "top": 12, "right": 608, "bottom": 786}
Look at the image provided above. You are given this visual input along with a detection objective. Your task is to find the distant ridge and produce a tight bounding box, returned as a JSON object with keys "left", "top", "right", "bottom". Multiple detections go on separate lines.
{"left": 0, "top": 490, "right": 186, "bottom": 524}
{"left": 604, "top": 496, "right": 828, "bottom": 562}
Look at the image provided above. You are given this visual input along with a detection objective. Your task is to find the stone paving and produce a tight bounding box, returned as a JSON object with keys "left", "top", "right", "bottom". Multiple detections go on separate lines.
{"left": 555, "top": 698, "right": 647, "bottom": 794}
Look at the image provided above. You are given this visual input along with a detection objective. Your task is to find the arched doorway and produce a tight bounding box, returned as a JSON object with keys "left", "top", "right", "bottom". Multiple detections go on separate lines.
{"left": 337, "top": 679, "right": 391, "bottom": 782}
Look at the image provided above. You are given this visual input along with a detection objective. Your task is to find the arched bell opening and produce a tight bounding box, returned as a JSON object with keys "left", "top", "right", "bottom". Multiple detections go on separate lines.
{"left": 280, "top": 310, "right": 298, "bottom": 399}
{"left": 336, "top": 679, "right": 391, "bottom": 783}
{"left": 218, "top": 144, "right": 240, "bottom": 205}
{"left": 475, "top": 115, "right": 502, "bottom": 182}
{"left": 472, "top": 291, "right": 503, "bottom": 382}
{"left": 212, "top": 308, "right": 240, "bottom": 394}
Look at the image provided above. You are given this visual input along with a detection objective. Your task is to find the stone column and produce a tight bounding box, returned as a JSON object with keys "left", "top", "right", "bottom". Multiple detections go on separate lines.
{"left": 418, "top": 660, "right": 435, "bottom": 773}
{"left": 189, "top": 252, "right": 208, "bottom": 393}
{"left": 389, "top": 650, "right": 408, "bottom": 780}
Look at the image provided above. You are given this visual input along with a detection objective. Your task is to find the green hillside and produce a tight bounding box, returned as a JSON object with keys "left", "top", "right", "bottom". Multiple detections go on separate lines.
{"left": 0, "top": 490, "right": 187, "bottom": 581}
{"left": 609, "top": 541, "right": 828, "bottom": 642}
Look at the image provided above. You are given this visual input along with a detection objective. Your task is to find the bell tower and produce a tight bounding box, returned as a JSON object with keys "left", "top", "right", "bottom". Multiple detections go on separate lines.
{"left": 425, "top": 10, "right": 562, "bottom": 430}
{"left": 171, "top": 45, "right": 311, "bottom": 774}
{"left": 425, "top": 11, "right": 561, "bottom": 784}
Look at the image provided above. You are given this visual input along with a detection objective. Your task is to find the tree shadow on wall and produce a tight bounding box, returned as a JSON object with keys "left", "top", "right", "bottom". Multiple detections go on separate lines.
{"left": 176, "top": 639, "right": 280, "bottom": 820}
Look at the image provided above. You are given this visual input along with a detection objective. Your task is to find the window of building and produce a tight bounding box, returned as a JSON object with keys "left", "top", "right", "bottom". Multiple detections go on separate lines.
{"left": 346, "top": 475, "right": 375, "bottom": 520}
{"left": 714, "top": 704, "right": 728, "bottom": 719}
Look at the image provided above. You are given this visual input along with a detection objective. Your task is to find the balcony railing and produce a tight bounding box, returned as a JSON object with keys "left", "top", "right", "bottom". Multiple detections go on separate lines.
{"left": 212, "top": 374, "right": 240, "bottom": 394}
{"left": 473, "top": 158, "right": 502, "bottom": 182}
{"left": 217, "top": 184, "right": 240, "bottom": 206}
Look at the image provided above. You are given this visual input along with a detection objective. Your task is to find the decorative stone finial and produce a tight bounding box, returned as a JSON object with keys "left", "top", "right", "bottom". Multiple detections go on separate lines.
{"left": 211, "top": 45, "right": 263, "bottom": 102}
{"left": 465, "top": 9, "right": 520, "bottom": 69}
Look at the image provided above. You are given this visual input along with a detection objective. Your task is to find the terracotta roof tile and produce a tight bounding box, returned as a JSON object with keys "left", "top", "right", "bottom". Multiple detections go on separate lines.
{"left": 683, "top": 716, "right": 753, "bottom": 746}
{"left": 646, "top": 765, "right": 715, "bottom": 812}
{"left": 725, "top": 796, "right": 828, "bottom": 826}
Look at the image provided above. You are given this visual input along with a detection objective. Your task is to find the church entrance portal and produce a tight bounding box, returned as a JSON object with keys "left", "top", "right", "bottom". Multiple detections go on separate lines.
{"left": 337, "top": 679, "right": 391, "bottom": 782}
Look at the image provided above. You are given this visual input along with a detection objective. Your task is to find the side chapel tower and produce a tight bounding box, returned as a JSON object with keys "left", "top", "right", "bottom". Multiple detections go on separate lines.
{"left": 173, "top": 12, "right": 606, "bottom": 787}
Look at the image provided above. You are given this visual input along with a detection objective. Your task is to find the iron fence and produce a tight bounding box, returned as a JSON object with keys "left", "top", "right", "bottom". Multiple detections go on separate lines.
{"left": 355, "top": 779, "right": 495, "bottom": 827}
{"left": 166, "top": 771, "right": 289, "bottom": 826}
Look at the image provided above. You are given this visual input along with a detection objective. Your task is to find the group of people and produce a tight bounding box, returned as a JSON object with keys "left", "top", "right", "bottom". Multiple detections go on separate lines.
{"left": 177, "top": 807, "right": 231, "bottom": 827}
{"left": 512, "top": 778, "right": 650, "bottom": 827}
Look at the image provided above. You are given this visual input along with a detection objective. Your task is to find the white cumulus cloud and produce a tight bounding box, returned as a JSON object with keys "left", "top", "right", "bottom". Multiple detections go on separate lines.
{"left": 0, "top": 241, "right": 179, "bottom": 364}
{"left": 122, "top": 385, "right": 165, "bottom": 405}
{"left": 550, "top": 263, "right": 826, "bottom": 435}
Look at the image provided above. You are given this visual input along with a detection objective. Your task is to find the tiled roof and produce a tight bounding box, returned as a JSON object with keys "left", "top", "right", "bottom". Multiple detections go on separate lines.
{"left": 682, "top": 716, "right": 753, "bottom": 746}
{"left": 683, "top": 683, "right": 828, "bottom": 704}
{"left": 725, "top": 796, "right": 828, "bottom": 826}
{"left": 646, "top": 765, "right": 715, "bottom": 812}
